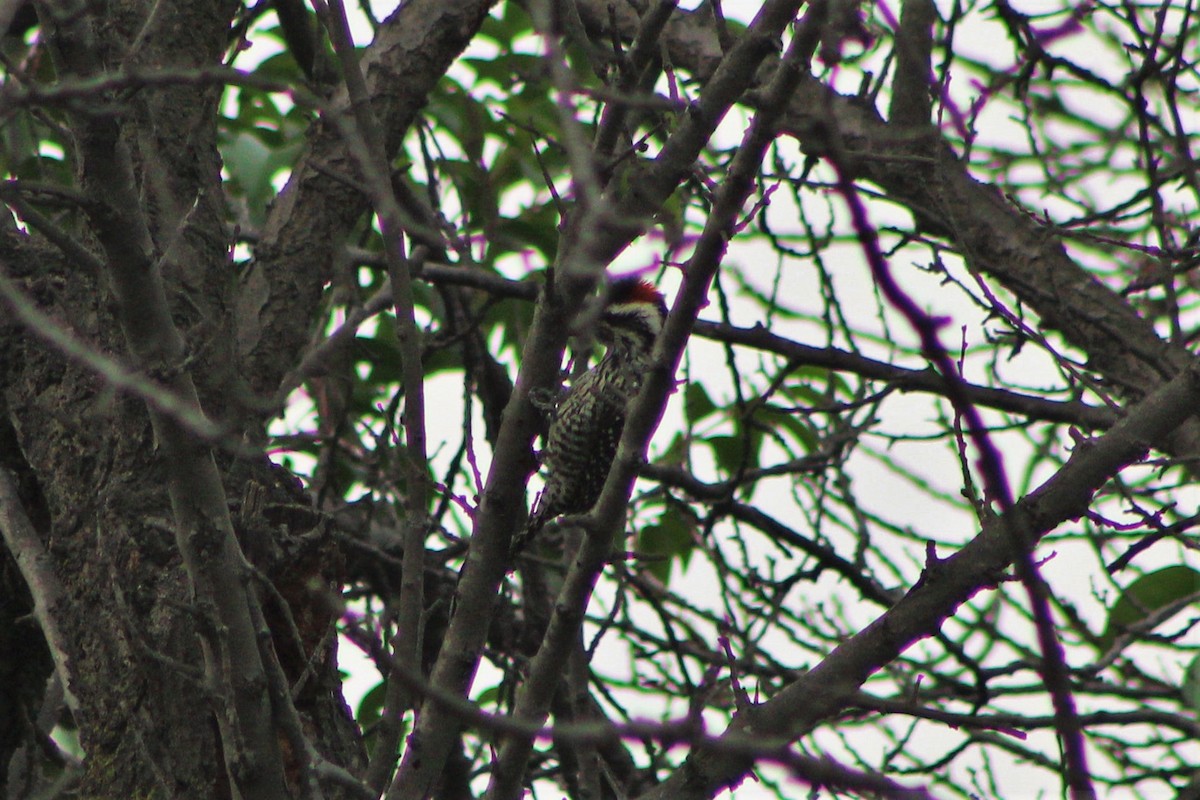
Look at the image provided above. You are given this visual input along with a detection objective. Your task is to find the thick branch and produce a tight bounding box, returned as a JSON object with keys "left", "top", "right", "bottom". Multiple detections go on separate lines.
{"left": 41, "top": 4, "right": 288, "bottom": 796}
{"left": 0, "top": 467, "right": 81, "bottom": 717}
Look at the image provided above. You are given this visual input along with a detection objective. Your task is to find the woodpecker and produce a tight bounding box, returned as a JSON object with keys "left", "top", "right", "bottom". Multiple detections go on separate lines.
{"left": 513, "top": 276, "right": 668, "bottom": 556}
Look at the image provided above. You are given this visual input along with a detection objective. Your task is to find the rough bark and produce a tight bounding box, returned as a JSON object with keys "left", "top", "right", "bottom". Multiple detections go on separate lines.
{"left": 0, "top": 1, "right": 363, "bottom": 796}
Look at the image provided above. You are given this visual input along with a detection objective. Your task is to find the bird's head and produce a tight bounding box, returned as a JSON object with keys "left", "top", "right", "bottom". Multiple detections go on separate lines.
{"left": 596, "top": 277, "right": 667, "bottom": 354}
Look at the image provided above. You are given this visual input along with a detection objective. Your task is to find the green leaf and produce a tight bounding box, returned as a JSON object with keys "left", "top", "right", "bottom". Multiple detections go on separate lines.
{"left": 637, "top": 507, "right": 697, "bottom": 584}
{"left": 254, "top": 46, "right": 311, "bottom": 84}
{"left": 492, "top": 202, "right": 559, "bottom": 260}
{"left": 463, "top": 53, "right": 545, "bottom": 90}
{"left": 750, "top": 404, "right": 817, "bottom": 453}
{"left": 439, "top": 158, "right": 498, "bottom": 226}
{"left": 707, "top": 435, "right": 741, "bottom": 476}
{"left": 356, "top": 681, "right": 407, "bottom": 759}
{"left": 1183, "top": 655, "right": 1200, "bottom": 713}
{"left": 655, "top": 433, "right": 688, "bottom": 468}
{"left": 1099, "top": 565, "right": 1200, "bottom": 652}
{"left": 488, "top": 140, "right": 548, "bottom": 195}
{"left": 355, "top": 335, "right": 404, "bottom": 384}
{"left": 356, "top": 681, "right": 386, "bottom": 730}
{"left": 425, "top": 78, "right": 498, "bottom": 163}
{"left": 475, "top": 684, "right": 502, "bottom": 707}
{"left": 684, "top": 382, "right": 718, "bottom": 424}
{"left": 783, "top": 366, "right": 850, "bottom": 402}
{"left": 223, "top": 131, "right": 273, "bottom": 197}
{"left": 478, "top": 4, "right": 534, "bottom": 45}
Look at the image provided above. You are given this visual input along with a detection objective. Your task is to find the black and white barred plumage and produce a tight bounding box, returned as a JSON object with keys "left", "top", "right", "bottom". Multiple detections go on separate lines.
{"left": 513, "top": 277, "right": 667, "bottom": 556}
